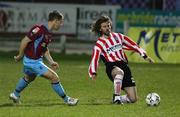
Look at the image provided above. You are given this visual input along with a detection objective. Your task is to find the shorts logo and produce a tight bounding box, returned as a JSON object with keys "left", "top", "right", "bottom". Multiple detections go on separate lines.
{"left": 39, "top": 66, "right": 43, "bottom": 70}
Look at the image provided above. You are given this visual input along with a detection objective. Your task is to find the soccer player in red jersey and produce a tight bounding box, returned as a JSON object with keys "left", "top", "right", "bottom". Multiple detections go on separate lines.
{"left": 88, "top": 15, "right": 154, "bottom": 104}
{"left": 9, "top": 10, "right": 78, "bottom": 106}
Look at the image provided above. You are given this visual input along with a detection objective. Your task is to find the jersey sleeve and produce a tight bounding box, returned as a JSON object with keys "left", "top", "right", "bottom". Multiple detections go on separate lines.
{"left": 88, "top": 45, "right": 101, "bottom": 78}
{"left": 26, "top": 25, "right": 43, "bottom": 41}
{"left": 122, "top": 34, "right": 147, "bottom": 57}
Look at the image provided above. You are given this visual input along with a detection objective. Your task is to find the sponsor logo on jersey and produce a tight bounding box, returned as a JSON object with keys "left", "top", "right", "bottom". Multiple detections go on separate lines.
{"left": 107, "top": 43, "right": 122, "bottom": 54}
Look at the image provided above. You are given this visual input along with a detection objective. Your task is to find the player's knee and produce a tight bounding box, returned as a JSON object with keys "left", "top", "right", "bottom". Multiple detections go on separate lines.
{"left": 24, "top": 76, "right": 36, "bottom": 83}
{"left": 50, "top": 73, "right": 59, "bottom": 83}
{"left": 28, "top": 78, "right": 35, "bottom": 82}
{"left": 111, "top": 67, "right": 124, "bottom": 78}
{"left": 129, "top": 96, "right": 138, "bottom": 103}
{"left": 131, "top": 98, "right": 138, "bottom": 103}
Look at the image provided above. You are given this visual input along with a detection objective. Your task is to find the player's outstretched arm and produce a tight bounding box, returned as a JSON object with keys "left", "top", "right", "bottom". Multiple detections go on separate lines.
{"left": 14, "top": 36, "right": 31, "bottom": 62}
{"left": 144, "top": 55, "right": 154, "bottom": 63}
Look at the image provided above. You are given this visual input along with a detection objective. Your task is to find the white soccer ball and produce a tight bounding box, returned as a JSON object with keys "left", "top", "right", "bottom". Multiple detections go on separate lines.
{"left": 145, "top": 92, "right": 160, "bottom": 106}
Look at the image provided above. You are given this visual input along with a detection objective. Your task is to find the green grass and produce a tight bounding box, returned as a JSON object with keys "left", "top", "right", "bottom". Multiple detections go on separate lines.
{"left": 0, "top": 52, "right": 180, "bottom": 117}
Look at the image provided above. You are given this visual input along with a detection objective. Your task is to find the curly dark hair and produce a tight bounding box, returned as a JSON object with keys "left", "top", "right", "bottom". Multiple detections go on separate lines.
{"left": 91, "top": 15, "right": 112, "bottom": 35}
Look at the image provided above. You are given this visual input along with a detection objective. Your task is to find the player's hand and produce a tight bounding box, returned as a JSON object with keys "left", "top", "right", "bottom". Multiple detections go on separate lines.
{"left": 14, "top": 55, "right": 23, "bottom": 62}
{"left": 51, "top": 61, "right": 59, "bottom": 70}
{"left": 145, "top": 56, "right": 154, "bottom": 63}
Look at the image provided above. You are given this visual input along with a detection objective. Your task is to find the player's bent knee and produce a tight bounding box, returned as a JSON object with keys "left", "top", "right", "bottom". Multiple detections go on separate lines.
{"left": 24, "top": 76, "right": 36, "bottom": 83}
{"left": 129, "top": 96, "right": 138, "bottom": 103}
{"left": 131, "top": 98, "right": 138, "bottom": 103}
{"left": 111, "top": 67, "right": 124, "bottom": 78}
{"left": 42, "top": 70, "right": 60, "bottom": 83}
{"left": 50, "top": 75, "right": 59, "bottom": 83}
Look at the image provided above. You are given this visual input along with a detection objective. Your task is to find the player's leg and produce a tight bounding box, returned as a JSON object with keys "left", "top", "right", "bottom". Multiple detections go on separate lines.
{"left": 13, "top": 74, "right": 37, "bottom": 97}
{"left": 122, "top": 86, "right": 138, "bottom": 103}
{"left": 119, "top": 63, "right": 137, "bottom": 103}
{"left": 9, "top": 74, "right": 36, "bottom": 104}
{"left": 116, "top": 63, "right": 137, "bottom": 103}
{"left": 111, "top": 66, "right": 124, "bottom": 104}
{"left": 40, "top": 65, "right": 78, "bottom": 106}
{"left": 42, "top": 69, "right": 67, "bottom": 98}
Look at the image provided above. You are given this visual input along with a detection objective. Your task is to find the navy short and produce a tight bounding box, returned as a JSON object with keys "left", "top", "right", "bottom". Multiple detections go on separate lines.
{"left": 105, "top": 61, "right": 136, "bottom": 90}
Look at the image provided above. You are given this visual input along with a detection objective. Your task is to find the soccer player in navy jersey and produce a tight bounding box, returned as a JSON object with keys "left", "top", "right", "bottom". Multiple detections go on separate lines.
{"left": 88, "top": 15, "right": 154, "bottom": 104}
{"left": 9, "top": 10, "right": 78, "bottom": 106}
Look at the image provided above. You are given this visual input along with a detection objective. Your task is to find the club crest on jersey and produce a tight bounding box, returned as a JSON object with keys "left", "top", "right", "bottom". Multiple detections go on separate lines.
{"left": 32, "top": 27, "right": 40, "bottom": 34}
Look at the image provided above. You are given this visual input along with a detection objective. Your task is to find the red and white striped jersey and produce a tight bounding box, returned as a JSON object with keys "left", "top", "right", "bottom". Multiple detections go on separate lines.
{"left": 88, "top": 32, "right": 147, "bottom": 77}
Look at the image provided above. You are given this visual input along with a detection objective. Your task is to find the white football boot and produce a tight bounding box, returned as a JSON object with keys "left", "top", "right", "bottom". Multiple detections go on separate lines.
{"left": 65, "top": 97, "right": 79, "bottom": 106}
{"left": 9, "top": 93, "right": 21, "bottom": 104}
{"left": 113, "top": 94, "right": 123, "bottom": 104}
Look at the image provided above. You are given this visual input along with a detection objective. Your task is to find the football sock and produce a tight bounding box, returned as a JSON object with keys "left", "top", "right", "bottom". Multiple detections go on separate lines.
{"left": 51, "top": 82, "right": 68, "bottom": 101}
{"left": 14, "top": 77, "right": 29, "bottom": 97}
{"left": 114, "top": 74, "right": 123, "bottom": 95}
{"left": 120, "top": 95, "right": 131, "bottom": 103}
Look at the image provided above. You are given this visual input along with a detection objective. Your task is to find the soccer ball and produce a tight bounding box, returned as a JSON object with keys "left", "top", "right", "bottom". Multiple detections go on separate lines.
{"left": 145, "top": 92, "right": 160, "bottom": 106}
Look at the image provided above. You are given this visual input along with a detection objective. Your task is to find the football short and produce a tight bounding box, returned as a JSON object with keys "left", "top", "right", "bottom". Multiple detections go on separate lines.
{"left": 23, "top": 56, "right": 49, "bottom": 76}
{"left": 105, "top": 61, "right": 136, "bottom": 90}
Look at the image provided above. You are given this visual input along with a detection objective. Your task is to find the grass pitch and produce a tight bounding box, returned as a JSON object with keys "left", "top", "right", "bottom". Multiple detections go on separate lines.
{"left": 0, "top": 52, "right": 179, "bottom": 117}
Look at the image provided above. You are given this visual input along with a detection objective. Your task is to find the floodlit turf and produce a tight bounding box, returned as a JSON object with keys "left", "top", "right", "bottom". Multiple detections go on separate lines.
{"left": 0, "top": 52, "right": 179, "bottom": 117}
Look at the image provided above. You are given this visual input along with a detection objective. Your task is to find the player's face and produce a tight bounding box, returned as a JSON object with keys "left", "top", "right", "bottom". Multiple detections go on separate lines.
{"left": 100, "top": 21, "right": 111, "bottom": 37}
{"left": 53, "top": 19, "right": 64, "bottom": 30}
